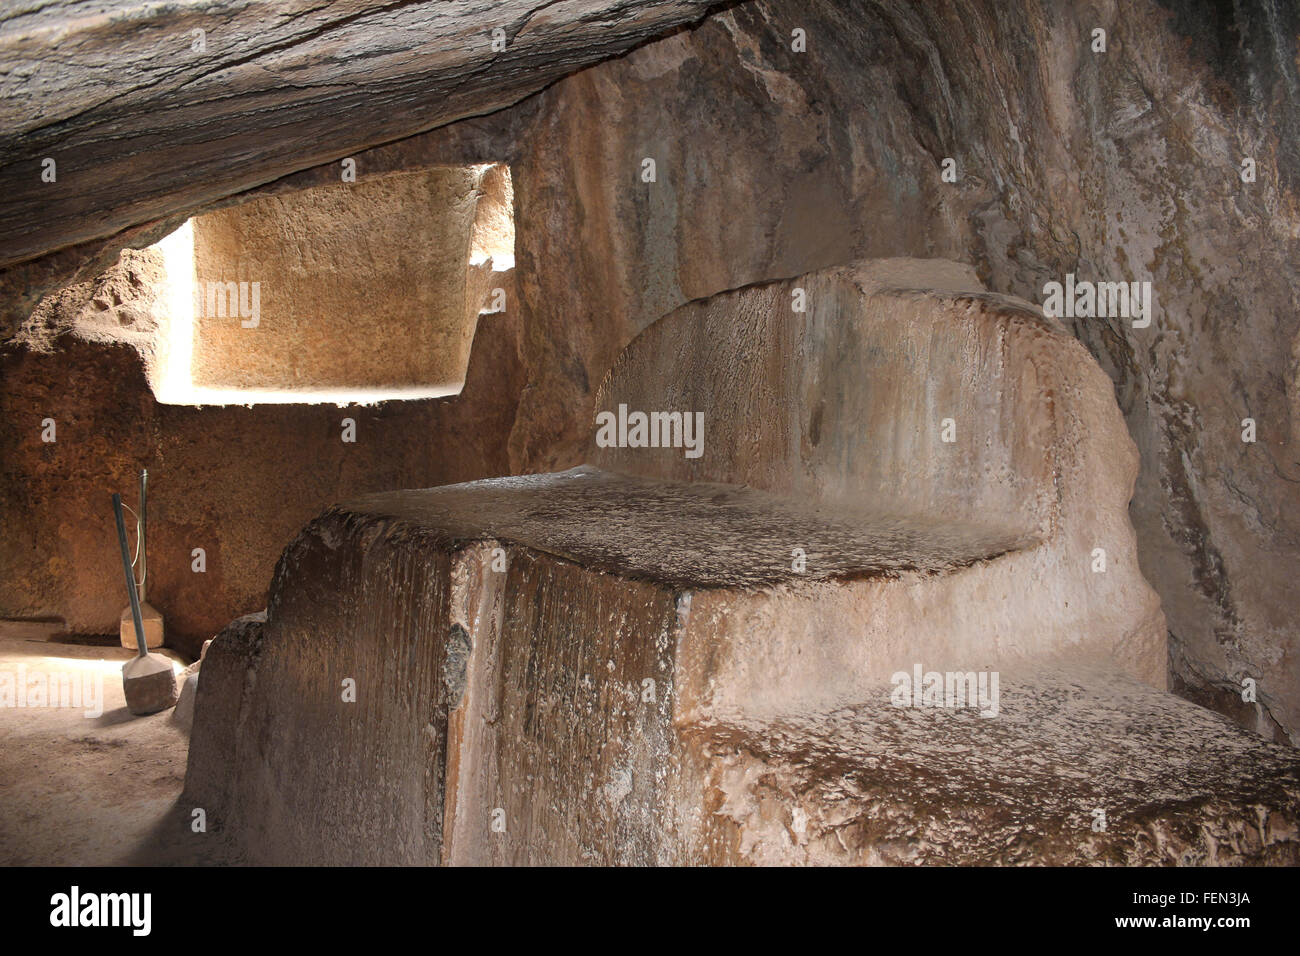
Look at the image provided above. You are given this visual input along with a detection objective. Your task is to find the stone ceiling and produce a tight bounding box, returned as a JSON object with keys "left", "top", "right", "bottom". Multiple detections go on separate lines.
{"left": 0, "top": 0, "right": 720, "bottom": 272}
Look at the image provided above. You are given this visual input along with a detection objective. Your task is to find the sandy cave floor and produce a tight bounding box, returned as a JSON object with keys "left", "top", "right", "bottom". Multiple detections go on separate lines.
{"left": 0, "top": 625, "right": 236, "bottom": 866}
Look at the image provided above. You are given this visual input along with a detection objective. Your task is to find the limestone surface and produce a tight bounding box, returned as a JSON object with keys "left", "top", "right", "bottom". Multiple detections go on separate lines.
{"left": 4, "top": 0, "right": 1297, "bottom": 774}
{"left": 181, "top": 261, "right": 1300, "bottom": 866}
{"left": 0, "top": 0, "right": 720, "bottom": 271}
{"left": 486, "top": 0, "right": 1300, "bottom": 745}
{"left": 189, "top": 166, "right": 498, "bottom": 395}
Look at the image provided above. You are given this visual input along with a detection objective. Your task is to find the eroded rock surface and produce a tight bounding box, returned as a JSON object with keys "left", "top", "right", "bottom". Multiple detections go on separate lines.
{"left": 187, "top": 509, "right": 1300, "bottom": 865}
{"left": 3, "top": 0, "right": 1296, "bottom": 760}
{"left": 180, "top": 262, "right": 1300, "bottom": 866}
{"left": 0, "top": 280, "right": 525, "bottom": 656}
{"left": 484, "top": 0, "right": 1300, "bottom": 743}
{"left": 687, "top": 671, "right": 1300, "bottom": 866}
{"left": 0, "top": 0, "right": 721, "bottom": 271}
{"left": 344, "top": 466, "right": 1035, "bottom": 589}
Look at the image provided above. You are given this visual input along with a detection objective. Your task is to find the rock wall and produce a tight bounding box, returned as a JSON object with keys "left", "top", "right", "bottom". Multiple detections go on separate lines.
{"left": 0, "top": 276, "right": 523, "bottom": 658}
{"left": 218, "top": 514, "right": 456, "bottom": 866}
{"left": 489, "top": 0, "right": 1300, "bottom": 742}
{"left": 189, "top": 167, "right": 488, "bottom": 394}
{"left": 2, "top": 0, "right": 1296, "bottom": 742}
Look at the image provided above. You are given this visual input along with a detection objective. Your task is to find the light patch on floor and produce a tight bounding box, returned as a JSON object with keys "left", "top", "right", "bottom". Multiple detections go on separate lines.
{"left": 0, "top": 626, "right": 234, "bottom": 865}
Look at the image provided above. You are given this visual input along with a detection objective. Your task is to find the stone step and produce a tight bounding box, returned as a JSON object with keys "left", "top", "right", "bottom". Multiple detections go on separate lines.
{"left": 341, "top": 465, "right": 1038, "bottom": 590}
{"left": 182, "top": 259, "right": 1267, "bottom": 865}
{"left": 185, "top": 513, "right": 1300, "bottom": 864}
{"left": 683, "top": 667, "right": 1300, "bottom": 864}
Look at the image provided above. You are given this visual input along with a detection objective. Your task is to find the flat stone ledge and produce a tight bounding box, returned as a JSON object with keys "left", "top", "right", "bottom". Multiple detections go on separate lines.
{"left": 340, "top": 465, "right": 1038, "bottom": 589}
{"left": 688, "top": 666, "right": 1300, "bottom": 865}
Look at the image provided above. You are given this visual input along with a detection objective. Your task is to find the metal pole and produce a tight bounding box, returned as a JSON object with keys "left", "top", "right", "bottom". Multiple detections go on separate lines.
{"left": 114, "top": 493, "right": 148, "bottom": 658}
{"left": 139, "top": 469, "right": 148, "bottom": 604}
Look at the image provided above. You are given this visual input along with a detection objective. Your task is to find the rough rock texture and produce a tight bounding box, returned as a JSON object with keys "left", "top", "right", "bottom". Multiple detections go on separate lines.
{"left": 344, "top": 466, "right": 1034, "bottom": 589}
{"left": 3, "top": 0, "right": 1296, "bottom": 747}
{"left": 214, "top": 525, "right": 454, "bottom": 866}
{"left": 685, "top": 670, "right": 1300, "bottom": 866}
{"left": 183, "top": 612, "right": 265, "bottom": 829}
{"left": 189, "top": 167, "right": 484, "bottom": 394}
{"left": 0, "top": 0, "right": 721, "bottom": 274}
{"left": 180, "top": 262, "right": 1281, "bottom": 866}
{"left": 594, "top": 260, "right": 1059, "bottom": 535}
{"left": 354, "top": 261, "right": 1166, "bottom": 688}
{"left": 186, "top": 500, "right": 1300, "bottom": 865}
{"left": 475, "top": 0, "right": 1300, "bottom": 743}
{"left": 16, "top": 247, "right": 170, "bottom": 358}
{"left": 0, "top": 288, "right": 524, "bottom": 659}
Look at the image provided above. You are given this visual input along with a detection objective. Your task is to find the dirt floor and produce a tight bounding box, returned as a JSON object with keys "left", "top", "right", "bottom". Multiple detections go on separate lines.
{"left": 0, "top": 623, "right": 236, "bottom": 865}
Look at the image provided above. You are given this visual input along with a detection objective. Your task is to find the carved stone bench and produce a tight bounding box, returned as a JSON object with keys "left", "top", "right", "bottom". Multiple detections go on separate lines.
{"left": 186, "top": 259, "right": 1300, "bottom": 865}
